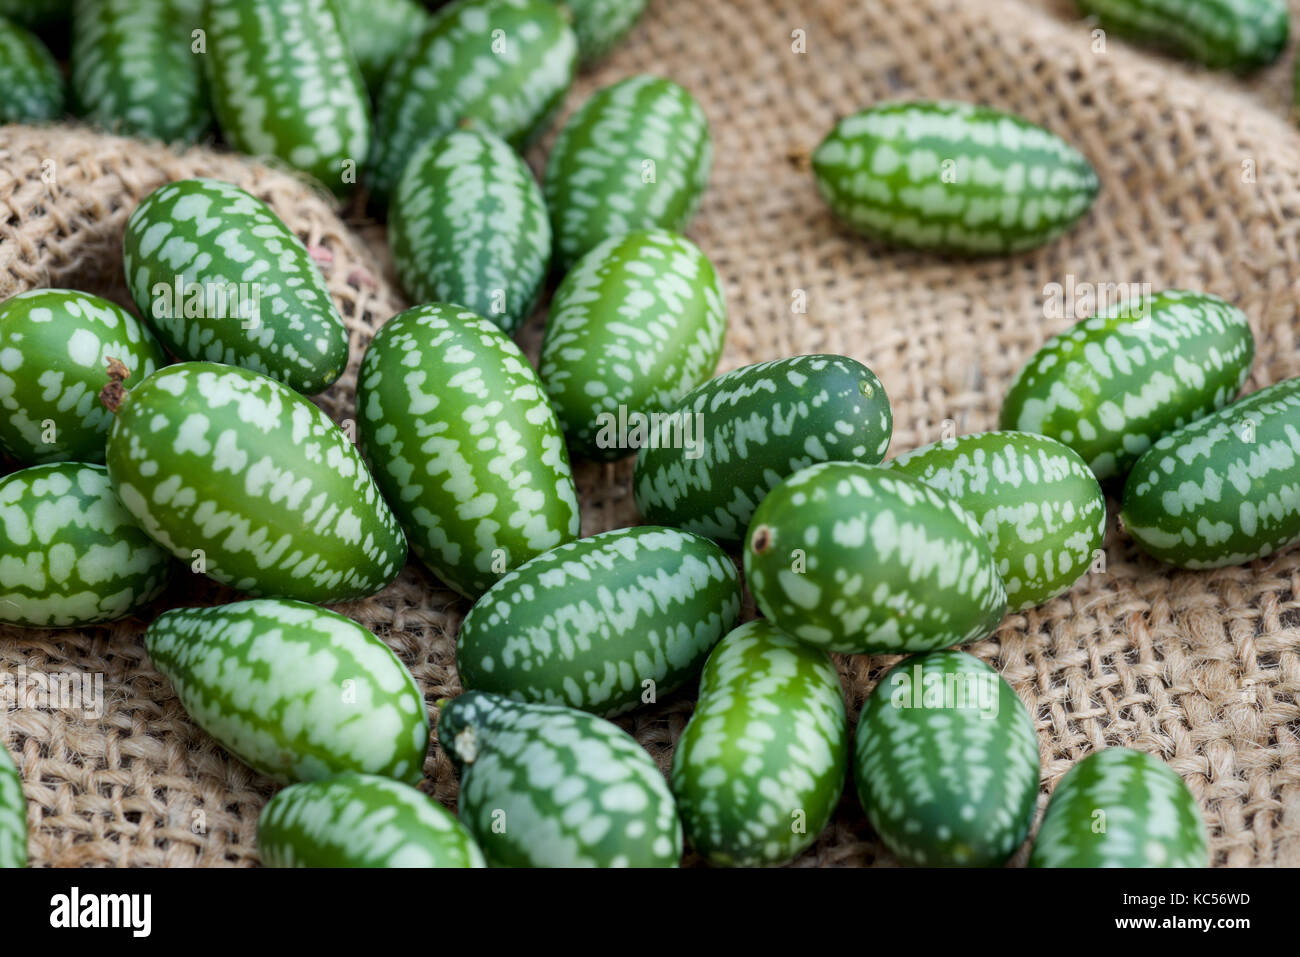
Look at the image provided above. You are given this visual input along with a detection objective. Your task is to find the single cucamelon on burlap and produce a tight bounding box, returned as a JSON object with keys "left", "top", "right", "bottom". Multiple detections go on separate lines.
{"left": 1074, "top": 0, "right": 1288, "bottom": 72}
{"left": 0, "top": 15, "right": 64, "bottom": 124}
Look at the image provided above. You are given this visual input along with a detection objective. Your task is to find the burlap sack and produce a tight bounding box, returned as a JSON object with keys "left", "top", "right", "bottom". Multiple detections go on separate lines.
{"left": 1, "top": 0, "right": 1298, "bottom": 867}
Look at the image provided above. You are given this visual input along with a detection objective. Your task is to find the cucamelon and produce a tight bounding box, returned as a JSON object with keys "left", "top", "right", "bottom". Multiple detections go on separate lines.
{"left": 333, "top": 0, "right": 432, "bottom": 92}
{"left": 1077, "top": 0, "right": 1288, "bottom": 71}
{"left": 0, "top": 741, "right": 23, "bottom": 868}
{"left": 0, "top": 14, "right": 64, "bottom": 124}
{"left": 561, "top": 0, "right": 646, "bottom": 65}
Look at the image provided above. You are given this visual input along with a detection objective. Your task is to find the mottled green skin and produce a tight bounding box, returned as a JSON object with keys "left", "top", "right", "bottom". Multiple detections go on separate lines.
{"left": 745, "top": 462, "right": 1007, "bottom": 654}
{"left": 1001, "top": 289, "right": 1254, "bottom": 481}
{"left": 634, "top": 355, "right": 892, "bottom": 543}
{"left": 1079, "top": 0, "right": 1287, "bottom": 71}
{"left": 671, "top": 620, "right": 847, "bottom": 867}
{"left": 123, "top": 178, "right": 349, "bottom": 395}
{"left": 540, "top": 229, "right": 727, "bottom": 461}
{"left": 886, "top": 431, "right": 1105, "bottom": 610}
{"left": 389, "top": 128, "right": 550, "bottom": 335}
{"left": 0, "top": 15, "right": 64, "bottom": 124}
{"left": 1121, "top": 377, "right": 1300, "bottom": 569}
{"left": 106, "top": 363, "right": 407, "bottom": 603}
{"left": 855, "top": 651, "right": 1039, "bottom": 866}
{"left": 0, "top": 741, "right": 27, "bottom": 868}
{"left": 439, "top": 691, "right": 682, "bottom": 867}
{"left": 1031, "top": 747, "right": 1209, "bottom": 867}
{"left": 457, "top": 525, "right": 742, "bottom": 716}
{"left": 147, "top": 600, "right": 429, "bottom": 785}
{"left": 812, "top": 100, "right": 1099, "bottom": 254}
{"left": 333, "top": 0, "right": 432, "bottom": 91}
{"left": 562, "top": 0, "right": 645, "bottom": 64}
{"left": 259, "top": 773, "right": 484, "bottom": 868}
{"left": 356, "top": 304, "right": 579, "bottom": 598}
{"left": 0, "top": 289, "right": 166, "bottom": 466}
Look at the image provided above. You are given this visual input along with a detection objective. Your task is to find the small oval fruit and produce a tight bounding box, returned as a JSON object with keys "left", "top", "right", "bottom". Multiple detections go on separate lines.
{"left": 439, "top": 691, "right": 681, "bottom": 867}
{"left": 333, "top": 0, "right": 432, "bottom": 92}
{"left": 563, "top": 0, "right": 646, "bottom": 64}
{"left": 1030, "top": 747, "right": 1209, "bottom": 867}
{"left": 0, "top": 15, "right": 64, "bottom": 124}
{"left": 0, "top": 740, "right": 27, "bottom": 868}
{"left": 1077, "top": 0, "right": 1287, "bottom": 71}
{"left": 634, "top": 355, "right": 892, "bottom": 542}
{"left": 457, "top": 525, "right": 742, "bottom": 716}
{"left": 146, "top": 600, "right": 429, "bottom": 784}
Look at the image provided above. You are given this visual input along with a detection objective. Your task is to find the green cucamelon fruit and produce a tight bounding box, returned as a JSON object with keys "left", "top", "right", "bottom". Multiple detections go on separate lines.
{"left": 671, "top": 620, "right": 847, "bottom": 867}
{"left": 147, "top": 600, "right": 429, "bottom": 784}
{"left": 1077, "top": 0, "right": 1287, "bottom": 71}
{"left": 1030, "top": 747, "right": 1209, "bottom": 867}
{"left": 633, "top": 354, "right": 892, "bottom": 543}
{"left": 123, "top": 178, "right": 349, "bottom": 395}
{"left": 105, "top": 362, "right": 407, "bottom": 603}
{"left": 1121, "top": 376, "right": 1300, "bottom": 569}
{"left": 333, "top": 0, "right": 432, "bottom": 92}
{"left": 457, "top": 525, "right": 742, "bottom": 716}
{"left": 0, "top": 15, "right": 64, "bottom": 124}
{"left": 356, "top": 304, "right": 580, "bottom": 598}
{"left": 0, "top": 741, "right": 24, "bottom": 868}
{"left": 0, "top": 289, "right": 166, "bottom": 466}
{"left": 744, "top": 461, "right": 1007, "bottom": 654}
{"left": 439, "top": 691, "right": 682, "bottom": 867}
{"left": 812, "top": 100, "right": 1099, "bottom": 254}
{"left": 561, "top": 0, "right": 646, "bottom": 64}
{"left": 0, "top": 463, "right": 171, "bottom": 628}
{"left": 1001, "top": 289, "right": 1255, "bottom": 481}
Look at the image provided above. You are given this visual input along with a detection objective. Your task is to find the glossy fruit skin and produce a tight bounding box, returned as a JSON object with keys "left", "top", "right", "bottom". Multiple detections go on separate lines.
{"left": 439, "top": 691, "right": 682, "bottom": 867}
{"left": 544, "top": 74, "right": 711, "bottom": 272}
{"left": 854, "top": 650, "right": 1040, "bottom": 866}
{"left": 146, "top": 600, "right": 429, "bottom": 785}
{"left": 1078, "top": 0, "right": 1287, "bottom": 71}
{"left": 671, "top": 620, "right": 847, "bottom": 867}
{"left": 105, "top": 362, "right": 407, "bottom": 603}
{"left": 258, "top": 773, "right": 485, "bottom": 868}
{"left": 122, "top": 178, "right": 349, "bottom": 395}
{"left": 562, "top": 0, "right": 646, "bottom": 64}
{"left": 0, "top": 15, "right": 64, "bottom": 124}
{"left": 0, "top": 289, "right": 167, "bottom": 465}
{"left": 744, "top": 461, "right": 1007, "bottom": 655}
{"left": 540, "top": 229, "right": 727, "bottom": 462}
{"left": 457, "top": 525, "right": 742, "bottom": 716}
{"left": 333, "top": 0, "right": 432, "bottom": 92}
{"left": 388, "top": 129, "right": 550, "bottom": 335}
{"left": 0, "top": 463, "right": 171, "bottom": 628}
{"left": 886, "top": 430, "right": 1106, "bottom": 610}
{"left": 0, "top": 741, "right": 24, "bottom": 868}
{"left": 356, "top": 304, "right": 580, "bottom": 599}
{"left": 1030, "top": 747, "right": 1209, "bottom": 867}
{"left": 633, "top": 355, "right": 892, "bottom": 543}
{"left": 1121, "top": 377, "right": 1300, "bottom": 569}
{"left": 812, "top": 100, "right": 1099, "bottom": 254}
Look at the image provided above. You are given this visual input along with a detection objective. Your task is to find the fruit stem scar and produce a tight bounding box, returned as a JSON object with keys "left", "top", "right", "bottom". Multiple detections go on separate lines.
{"left": 751, "top": 524, "right": 772, "bottom": 553}
{"left": 99, "top": 356, "right": 131, "bottom": 413}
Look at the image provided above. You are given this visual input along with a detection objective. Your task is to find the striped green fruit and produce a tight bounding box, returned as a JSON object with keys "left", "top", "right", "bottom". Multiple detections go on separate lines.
{"left": 0, "top": 741, "right": 23, "bottom": 868}
{"left": 0, "top": 15, "right": 64, "bottom": 124}
{"left": 105, "top": 362, "right": 407, "bottom": 603}
{"left": 356, "top": 304, "right": 579, "bottom": 598}
{"left": 259, "top": 773, "right": 484, "bottom": 868}
{"left": 1001, "top": 289, "right": 1255, "bottom": 481}
{"left": 885, "top": 431, "right": 1106, "bottom": 610}
{"left": 671, "top": 620, "right": 847, "bottom": 867}
{"left": 333, "top": 0, "right": 432, "bottom": 92}
{"left": 812, "top": 100, "right": 1099, "bottom": 254}
{"left": 854, "top": 650, "right": 1040, "bottom": 866}
{"left": 540, "top": 229, "right": 727, "bottom": 462}
{"left": 561, "top": 0, "right": 646, "bottom": 64}
{"left": 544, "top": 74, "right": 711, "bottom": 272}
{"left": 439, "top": 691, "right": 681, "bottom": 867}
{"left": 744, "top": 461, "right": 1007, "bottom": 654}
{"left": 369, "top": 0, "right": 577, "bottom": 203}
{"left": 0, "top": 289, "right": 166, "bottom": 466}
{"left": 206, "top": 0, "right": 370, "bottom": 194}
{"left": 1121, "top": 377, "right": 1300, "bottom": 569}
{"left": 1078, "top": 0, "right": 1287, "bottom": 71}
{"left": 389, "top": 128, "right": 549, "bottom": 335}
{"left": 0, "top": 463, "right": 171, "bottom": 628}
{"left": 633, "top": 355, "right": 892, "bottom": 543}
{"left": 457, "top": 525, "right": 742, "bottom": 716}
{"left": 1030, "top": 747, "right": 1209, "bottom": 867}
{"left": 146, "top": 600, "right": 429, "bottom": 784}
{"left": 122, "top": 178, "right": 349, "bottom": 395}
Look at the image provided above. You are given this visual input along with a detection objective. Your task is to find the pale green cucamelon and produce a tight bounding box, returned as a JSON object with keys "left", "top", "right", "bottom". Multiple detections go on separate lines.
{"left": 0, "top": 741, "right": 23, "bottom": 868}
{"left": 562, "top": 0, "right": 646, "bottom": 64}
{"left": 0, "top": 15, "right": 64, "bottom": 124}
{"left": 333, "top": 0, "right": 432, "bottom": 92}
{"left": 1077, "top": 0, "right": 1288, "bottom": 71}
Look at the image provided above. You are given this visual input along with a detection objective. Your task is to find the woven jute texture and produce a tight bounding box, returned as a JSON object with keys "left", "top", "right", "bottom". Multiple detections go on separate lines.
{"left": 2, "top": 0, "right": 1299, "bottom": 867}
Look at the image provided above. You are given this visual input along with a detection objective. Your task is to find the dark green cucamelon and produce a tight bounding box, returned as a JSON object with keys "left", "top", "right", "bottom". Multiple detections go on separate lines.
{"left": 0, "top": 741, "right": 23, "bottom": 868}
{"left": 744, "top": 461, "right": 1007, "bottom": 654}
{"left": 105, "top": 362, "right": 407, "bottom": 603}
{"left": 0, "top": 463, "right": 171, "bottom": 628}
{"left": 356, "top": 304, "right": 580, "bottom": 598}
{"left": 333, "top": 0, "right": 432, "bottom": 92}
{"left": 1001, "top": 289, "right": 1255, "bottom": 481}
{"left": 1121, "top": 377, "right": 1300, "bottom": 569}
{"left": 812, "top": 100, "right": 1099, "bottom": 254}
{"left": 123, "top": 178, "right": 349, "bottom": 395}
{"left": 1078, "top": 0, "right": 1287, "bottom": 71}
{"left": 439, "top": 691, "right": 681, "bottom": 867}
{"left": 0, "top": 289, "right": 167, "bottom": 466}
{"left": 633, "top": 355, "right": 892, "bottom": 542}
{"left": 854, "top": 650, "right": 1040, "bottom": 867}
{"left": 457, "top": 525, "right": 742, "bottom": 716}
{"left": 0, "top": 15, "right": 64, "bottom": 124}
{"left": 671, "top": 620, "right": 847, "bottom": 867}
{"left": 147, "top": 600, "right": 429, "bottom": 784}
{"left": 1030, "top": 747, "right": 1209, "bottom": 867}
{"left": 562, "top": 0, "right": 646, "bottom": 64}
